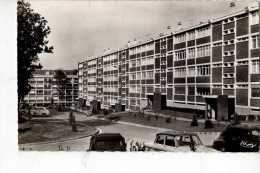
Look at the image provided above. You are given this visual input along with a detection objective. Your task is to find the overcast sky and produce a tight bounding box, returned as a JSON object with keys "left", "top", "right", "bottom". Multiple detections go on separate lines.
{"left": 29, "top": 0, "right": 256, "bottom": 70}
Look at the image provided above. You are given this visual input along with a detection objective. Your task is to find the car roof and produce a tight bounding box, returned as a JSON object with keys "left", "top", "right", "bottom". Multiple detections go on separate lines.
{"left": 157, "top": 131, "right": 198, "bottom": 136}
{"left": 92, "top": 133, "right": 125, "bottom": 141}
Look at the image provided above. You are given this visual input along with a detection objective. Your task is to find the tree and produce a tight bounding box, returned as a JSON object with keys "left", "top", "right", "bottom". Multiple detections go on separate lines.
{"left": 54, "top": 70, "right": 69, "bottom": 107}
{"left": 17, "top": 0, "right": 53, "bottom": 106}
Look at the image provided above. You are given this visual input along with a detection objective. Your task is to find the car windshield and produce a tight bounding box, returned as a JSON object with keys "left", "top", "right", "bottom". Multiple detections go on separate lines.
{"left": 175, "top": 135, "right": 202, "bottom": 146}
{"left": 94, "top": 140, "right": 124, "bottom": 151}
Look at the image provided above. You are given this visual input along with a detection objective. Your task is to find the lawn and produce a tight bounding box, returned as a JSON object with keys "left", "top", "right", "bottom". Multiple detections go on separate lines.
{"left": 18, "top": 119, "right": 98, "bottom": 144}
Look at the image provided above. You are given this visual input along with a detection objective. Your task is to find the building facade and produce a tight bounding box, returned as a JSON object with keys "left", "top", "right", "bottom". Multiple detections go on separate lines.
{"left": 24, "top": 70, "right": 78, "bottom": 107}
{"left": 78, "top": 6, "right": 260, "bottom": 120}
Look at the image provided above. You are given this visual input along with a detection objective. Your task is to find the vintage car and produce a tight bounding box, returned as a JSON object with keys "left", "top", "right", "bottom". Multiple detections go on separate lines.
{"left": 88, "top": 133, "right": 127, "bottom": 151}
{"left": 138, "top": 131, "right": 217, "bottom": 152}
{"left": 213, "top": 124, "right": 260, "bottom": 152}
{"left": 30, "top": 107, "right": 50, "bottom": 116}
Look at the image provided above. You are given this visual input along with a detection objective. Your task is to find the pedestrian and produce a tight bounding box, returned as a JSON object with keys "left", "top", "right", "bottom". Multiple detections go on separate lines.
{"left": 69, "top": 111, "right": 73, "bottom": 125}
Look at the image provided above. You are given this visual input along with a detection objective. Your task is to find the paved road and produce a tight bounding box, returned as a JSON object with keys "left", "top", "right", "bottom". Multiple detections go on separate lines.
{"left": 19, "top": 112, "right": 219, "bottom": 151}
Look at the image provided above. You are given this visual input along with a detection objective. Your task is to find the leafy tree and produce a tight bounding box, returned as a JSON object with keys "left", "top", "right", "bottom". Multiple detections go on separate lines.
{"left": 54, "top": 70, "right": 69, "bottom": 106}
{"left": 17, "top": 0, "right": 53, "bottom": 106}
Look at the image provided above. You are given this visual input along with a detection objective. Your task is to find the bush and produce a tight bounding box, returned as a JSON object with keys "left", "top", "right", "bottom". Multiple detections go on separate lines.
{"left": 204, "top": 119, "right": 213, "bottom": 129}
{"left": 238, "top": 115, "right": 247, "bottom": 121}
{"left": 248, "top": 115, "right": 255, "bottom": 121}
{"left": 108, "top": 108, "right": 114, "bottom": 114}
{"left": 165, "top": 117, "right": 171, "bottom": 123}
{"left": 107, "top": 115, "right": 121, "bottom": 121}
{"left": 190, "top": 115, "right": 198, "bottom": 127}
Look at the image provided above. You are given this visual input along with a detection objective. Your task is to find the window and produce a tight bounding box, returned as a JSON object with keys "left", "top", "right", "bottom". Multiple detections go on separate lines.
{"left": 136, "top": 72, "right": 141, "bottom": 80}
{"left": 129, "top": 60, "right": 136, "bottom": 68}
{"left": 223, "top": 84, "right": 234, "bottom": 89}
{"left": 136, "top": 59, "right": 141, "bottom": 67}
{"left": 180, "top": 136, "right": 192, "bottom": 146}
{"left": 197, "top": 65, "right": 210, "bottom": 76}
{"left": 188, "top": 66, "right": 196, "bottom": 76}
{"left": 188, "top": 48, "right": 195, "bottom": 59}
{"left": 142, "top": 72, "right": 146, "bottom": 79}
{"left": 175, "top": 33, "right": 186, "bottom": 43}
{"left": 165, "top": 136, "right": 175, "bottom": 147}
{"left": 251, "top": 60, "right": 259, "bottom": 74}
{"left": 129, "top": 73, "right": 136, "bottom": 80}
{"left": 196, "top": 87, "right": 210, "bottom": 96}
{"left": 197, "top": 26, "right": 210, "bottom": 38}
{"left": 188, "top": 31, "right": 195, "bottom": 40}
{"left": 251, "top": 84, "right": 260, "bottom": 99}
{"left": 213, "top": 84, "right": 222, "bottom": 88}
{"left": 175, "top": 68, "right": 186, "bottom": 77}
{"left": 252, "top": 87, "right": 260, "bottom": 98}
{"left": 136, "top": 85, "right": 141, "bottom": 93}
{"left": 251, "top": 11, "right": 259, "bottom": 25}
{"left": 223, "top": 28, "right": 234, "bottom": 35}
{"left": 146, "top": 71, "right": 154, "bottom": 79}
{"left": 155, "top": 135, "right": 165, "bottom": 145}
{"left": 175, "top": 50, "right": 186, "bottom": 60}
{"left": 129, "top": 85, "right": 136, "bottom": 93}
{"left": 197, "top": 45, "right": 210, "bottom": 57}
{"left": 146, "top": 56, "right": 154, "bottom": 65}
{"left": 252, "top": 35, "right": 259, "bottom": 49}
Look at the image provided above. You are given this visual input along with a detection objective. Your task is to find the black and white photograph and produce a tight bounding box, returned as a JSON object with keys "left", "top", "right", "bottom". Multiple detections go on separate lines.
{"left": 2, "top": 0, "right": 260, "bottom": 172}
{"left": 15, "top": 0, "right": 260, "bottom": 153}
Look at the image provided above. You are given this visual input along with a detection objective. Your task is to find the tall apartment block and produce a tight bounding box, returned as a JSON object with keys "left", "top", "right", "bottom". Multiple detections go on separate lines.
{"left": 24, "top": 70, "right": 78, "bottom": 107}
{"left": 78, "top": 6, "right": 260, "bottom": 120}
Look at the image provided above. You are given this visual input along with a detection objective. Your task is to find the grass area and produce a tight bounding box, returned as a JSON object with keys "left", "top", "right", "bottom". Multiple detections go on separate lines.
{"left": 110, "top": 112, "right": 226, "bottom": 132}
{"left": 18, "top": 119, "right": 98, "bottom": 144}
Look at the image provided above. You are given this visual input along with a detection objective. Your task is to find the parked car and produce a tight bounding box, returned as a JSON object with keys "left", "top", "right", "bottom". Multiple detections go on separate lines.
{"left": 213, "top": 124, "right": 260, "bottom": 152}
{"left": 30, "top": 107, "right": 50, "bottom": 116}
{"left": 138, "top": 131, "right": 217, "bottom": 152}
{"left": 88, "top": 133, "right": 127, "bottom": 151}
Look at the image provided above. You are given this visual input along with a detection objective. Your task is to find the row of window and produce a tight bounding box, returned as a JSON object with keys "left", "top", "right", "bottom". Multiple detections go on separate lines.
{"left": 129, "top": 71, "right": 154, "bottom": 80}
{"left": 103, "top": 54, "right": 118, "bottom": 62}
{"left": 103, "top": 75, "right": 118, "bottom": 82}
{"left": 129, "top": 85, "right": 142, "bottom": 93}
{"left": 103, "top": 86, "right": 118, "bottom": 92}
{"left": 103, "top": 64, "right": 118, "bottom": 72}
{"left": 129, "top": 43, "right": 154, "bottom": 55}
{"left": 174, "top": 45, "right": 210, "bottom": 60}
{"left": 175, "top": 65, "right": 211, "bottom": 77}
{"left": 129, "top": 56, "right": 155, "bottom": 67}
{"left": 175, "top": 27, "right": 210, "bottom": 43}
{"left": 88, "top": 77, "right": 96, "bottom": 83}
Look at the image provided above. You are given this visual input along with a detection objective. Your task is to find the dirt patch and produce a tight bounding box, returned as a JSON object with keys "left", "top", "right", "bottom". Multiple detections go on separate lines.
{"left": 18, "top": 119, "right": 98, "bottom": 144}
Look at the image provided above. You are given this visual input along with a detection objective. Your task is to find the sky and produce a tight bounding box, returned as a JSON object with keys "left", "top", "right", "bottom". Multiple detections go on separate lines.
{"left": 28, "top": 0, "right": 257, "bottom": 70}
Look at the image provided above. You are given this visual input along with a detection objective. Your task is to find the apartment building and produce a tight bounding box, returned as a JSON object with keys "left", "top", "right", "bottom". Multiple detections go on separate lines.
{"left": 78, "top": 5, "right": 260, "bottom": 120}
{"left": 24, "top": 70, "right": 78, "bottom": 107}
